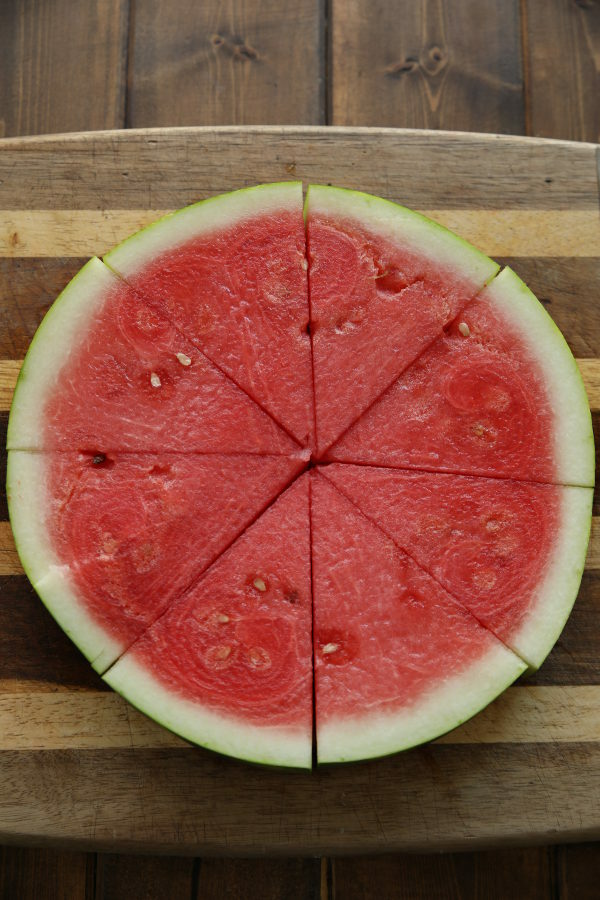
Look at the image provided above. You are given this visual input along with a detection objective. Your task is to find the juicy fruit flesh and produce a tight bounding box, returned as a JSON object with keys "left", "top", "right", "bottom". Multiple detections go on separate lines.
{"left": 7, "top": 183, "right": 593, "bottom": 766}
{"left": 327, "top": 290, "right": 557, "bottom": 481}
{"left": 119, "top": 476, "right": 312, "bottom": 727}
{"left": 108, "top": 209, "right": 314, "bottom": 449}
{"left": 308, "top": 215, "right": 493, "bottom": 455}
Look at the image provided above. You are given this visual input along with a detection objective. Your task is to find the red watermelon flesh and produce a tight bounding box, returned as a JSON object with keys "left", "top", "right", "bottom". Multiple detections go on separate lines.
{"left": 7, "top": 259, "right": 297, "bottom": 455}
{"left": 306, "top": 189, "right": 498, "bottom": 455}
{"left": 311, "top": 473, "right": 526, "bottom": 762}
{"left": 105, "top": 187, "right": 313, "bottom": 448}
{"left": 104, "top": 474, "right": 312, "bottom": 768}
{"left": 322, "top": 464, "right": 592, "bottom": 668}
{"left": 9, "top": 451, "right": 305, "bottom": 671}
{"left": 326, "top": 270, "right": 590, "bottom": 484}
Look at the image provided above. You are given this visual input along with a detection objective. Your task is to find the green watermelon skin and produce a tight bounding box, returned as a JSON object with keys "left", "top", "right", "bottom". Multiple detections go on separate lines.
{"left": 105, "top": 183, "right": 314, "bottom": 449}
{"left": 323, "top": 464, "right": 592, "bottom": 670}
{"left": 311, "top": 473, "right": 526, "bottom": 764}
{"left": 104, "top": 475, "right": 313, "bottom": 769}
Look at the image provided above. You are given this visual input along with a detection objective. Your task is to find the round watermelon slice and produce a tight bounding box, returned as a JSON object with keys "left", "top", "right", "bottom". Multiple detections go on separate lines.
{"left": 6, "top": 182, "right": 594, "bottom": 768}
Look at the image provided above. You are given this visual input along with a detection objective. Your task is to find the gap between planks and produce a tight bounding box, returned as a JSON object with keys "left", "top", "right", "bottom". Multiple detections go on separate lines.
{"left": 0, "top": 209, "right": 599, "bottom": 257}
{"left": 0, "top": 686, "right": 599, "bottom": 750}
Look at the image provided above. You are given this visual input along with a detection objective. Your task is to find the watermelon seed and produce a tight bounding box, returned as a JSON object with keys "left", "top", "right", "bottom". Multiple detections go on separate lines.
{"left": 322, "top": 642, "right": 339, "bottom": 655}
{"left": 92, "top": 454, "right": 106, "bottom": 465}
{"left": 458, "top": 322, "right": 470, "bottom": 337}
{"left": 301, "top": 258, "right": 308, "bottom": 271}
{"left": 253, "top": 577, "right": 267, "bottom": 592}
{"left": 217, "top": 613, "right": 230, "bottom": 623}
{"left": 248, "top": 647, "right": 271, "bottom": 669}
{"left": 150, "top": 372, "right": 161, "bottom": 388}
{"left": 176, "top": 352, "right": 192, "bottom": 366}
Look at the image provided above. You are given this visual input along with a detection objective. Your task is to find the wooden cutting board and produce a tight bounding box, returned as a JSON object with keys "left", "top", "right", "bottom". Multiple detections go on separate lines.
{"left": 1, "top": 126, "right": 600, "bottom": 855}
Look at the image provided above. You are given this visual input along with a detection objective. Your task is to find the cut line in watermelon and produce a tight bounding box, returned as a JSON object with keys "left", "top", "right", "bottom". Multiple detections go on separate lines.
{"left": 6, "top": 182, "right": 594, "bottom": 767}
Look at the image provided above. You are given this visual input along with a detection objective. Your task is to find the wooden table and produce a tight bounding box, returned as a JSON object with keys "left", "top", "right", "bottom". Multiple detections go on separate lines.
{"left": 1, "top": 2, "right": 599, "bottom": 898}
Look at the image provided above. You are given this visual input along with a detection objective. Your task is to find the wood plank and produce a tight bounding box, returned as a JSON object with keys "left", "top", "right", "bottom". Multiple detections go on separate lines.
{"left": 332, "top": 847, "right": 553, "bottom": 899}
{"left": 0, "top": 208, "right": 599, "bottom": 258}
{"left": 523, "top": 0, "right": 600, "bottom": 142}
{"left": 330, "top": 0, "right": 524, "bottom": 134}
{"left": 128, "top": 0, "right": 325, "bottom": 127}
{"left": 0, "top": 844, "right": 94, "bottom": 900}
{"left": 0, "top": 129, "right": 597, "bottom": 210}
{"left": 2, "top": 743, "right": 600, "bottom": 854}
{"left": 497, "top": 258, "right": 600, "bottom": 358}
{"left": 0, "top": 576, "right": 109, "bottom": 692}
{"left": 0, "top": 0, "right": 129, "bottom": 138}
{"left": 2, "top": 686, "right": 600, "bottom": 751}
{"left": 96, "top": 853, "right": 195, "bottom": 900}
{"left": 558, "top": 843, "right": 600, "bottom": 900}
{"left": 0, "top": 258, "right": 86, "bottom": 359}
{"left": 195, "top": 858, "right": 322, "bottom": 899}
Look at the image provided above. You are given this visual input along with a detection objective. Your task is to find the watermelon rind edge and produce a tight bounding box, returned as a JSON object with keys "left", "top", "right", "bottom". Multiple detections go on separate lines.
{"left": 316, "top": 639, "right": 527, "bottom": 765}
{"left": 104, "top": 181, "right": 304, "bottom": 278}
{"left": 481, "top": 266, "right": 595, "bottom": 489}
{"left": 304, "top": 184, "right": 500, "bottom": 288}
{"left": 510, "top": 484, "right": 593, "bottom": 671}
{"left": 6, "top": 258, "right": 123, "bottom": 450}
{"left": 6, "top": 450, "right": 124, "bottom": 670}
{"left": 103, "top": 653, "right": 313, "bottom": 770}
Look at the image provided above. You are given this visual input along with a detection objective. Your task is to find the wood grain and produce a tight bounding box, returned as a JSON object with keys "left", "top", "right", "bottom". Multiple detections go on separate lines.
{"left": 195, "top": 858, "right": 322, "bottom": 900}
{"left": 0, "top": 844, "right": 93, "bottom": 900}
{"left": 2, "top": 207, "right": 599, "bottom": 258}
{"left": 558, "top": 843, "right": 600, "bottom": 900}
{"left": 0, "top": 129, "right": 598, "bottom": 210}
{"left": 330, "top": 0, "right": 524, "bottom": 133}
{"left": 0, "top": 0, "right": 129, "bottom": 138}
{"left": 95, "top": 853, "right": 195, "bottom": 900}
{"left": 523, "top": 0, "right": 600, "bottom": 143}
{"left": 331, "top": 847, "right": 553, "bottom": 900}
{"left": 2, "top": 743, "right": 600, "bottom": 854}
{"left": 2, "top": 686, "right": 600, "bottom": 751}
{"left": 128, "top": 0, "right": 325, "bottom": 127}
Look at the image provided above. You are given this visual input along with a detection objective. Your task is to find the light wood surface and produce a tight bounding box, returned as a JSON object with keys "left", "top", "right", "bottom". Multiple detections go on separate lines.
{"left": 1, "top": 125, "right": 599, "bottom": 855}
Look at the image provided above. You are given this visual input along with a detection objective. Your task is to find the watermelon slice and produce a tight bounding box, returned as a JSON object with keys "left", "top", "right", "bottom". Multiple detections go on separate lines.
{"left": 323, "top": 464, "right": 593, "bottom": 669}
{"left": 104, "top": 183, "right": 313, "bottom": 448}
{"left": 7, "top": 258, "right": 298, "bottom": 455}
{"left": 305, "top": 186, "right": 499, "bottom": 455}
{"left": 104, "top": 475, "right": 312, "bottom": 768}
{"left": 327, "top": 268, "right": 594, "bottom": 486}
{"left": 311, "top": 473, "right": 526, "bottom": 763}
{"left": 7, "top": 451, "right": 305, "bottom": 672}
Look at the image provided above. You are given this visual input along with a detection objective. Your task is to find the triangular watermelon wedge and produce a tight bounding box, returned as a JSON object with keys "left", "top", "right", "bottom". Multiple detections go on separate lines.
{"left": 105, "top": 183, "right": 314, "bottom": 449}
{"left": 7, "top": 451, "right": 306, "bottom": 672}
{"left": 104, "top": 474, "right": 313, "bottom": 769}
{"left": 323, "top": 464, "right": 592, "bottom": 670}
{"left": 7, "top": 258, "right": 299, "bottom": 455}
{"left": 327, "top": 268, "right": 595, "bottom": 487}
{"left": 306, "top": 186, "right": 499, "bottom": 455}
{"left": 311, "top": 473, "right": 526, "bottom": 763}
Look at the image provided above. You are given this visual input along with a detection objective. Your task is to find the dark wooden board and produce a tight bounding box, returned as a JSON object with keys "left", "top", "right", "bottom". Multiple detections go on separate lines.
{"left": 0, "top": 126, "right": 599, "bottom": 855}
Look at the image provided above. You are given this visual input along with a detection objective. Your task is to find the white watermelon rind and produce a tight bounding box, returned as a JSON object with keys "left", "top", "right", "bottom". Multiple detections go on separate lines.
{"left": 511, "top": 484, "right": 593, "bottom": 670}
{"left": 104, "top": 181, "right": 303, "bottom": 278}
{"left": 316, "top": 640, "right": 527, "bottom": 764}
{"left": 481, "top": 267, "right": 595, "bottom": 488}
{"left": 104, "top": 653, "right": 313, "bottom": 770}
{"left": 304, "top": 184, "right": 500, "bottom": 288}
{"left": 6, "top": 258, "right": 122, "bottom": 449}
{"left": 6, "top": 451, "right": 124, "bottom": 671}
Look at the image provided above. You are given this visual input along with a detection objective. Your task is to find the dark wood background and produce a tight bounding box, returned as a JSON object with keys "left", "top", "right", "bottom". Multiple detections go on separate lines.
{"left": 1, "top": 0, "right": 599, "bottom": 897}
